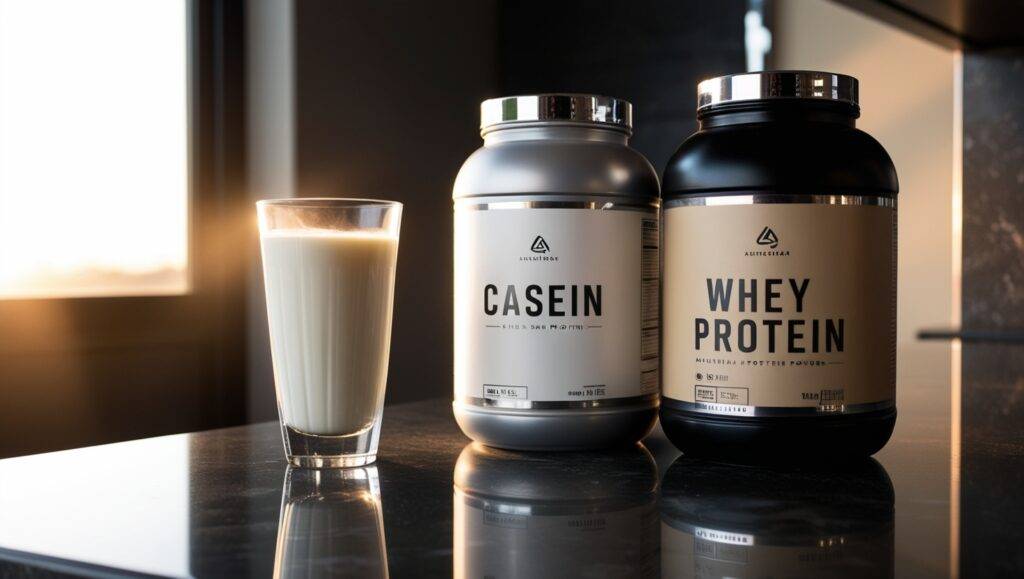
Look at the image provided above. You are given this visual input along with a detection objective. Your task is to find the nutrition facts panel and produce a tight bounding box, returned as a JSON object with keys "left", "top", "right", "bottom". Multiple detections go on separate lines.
{"left": 641, "top": 218, "right": 660, "bottom": 393}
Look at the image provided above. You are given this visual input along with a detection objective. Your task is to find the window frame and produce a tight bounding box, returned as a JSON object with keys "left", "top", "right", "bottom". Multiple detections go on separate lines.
{"left": 0, "top": 0, "right": 249, "bottom": 457}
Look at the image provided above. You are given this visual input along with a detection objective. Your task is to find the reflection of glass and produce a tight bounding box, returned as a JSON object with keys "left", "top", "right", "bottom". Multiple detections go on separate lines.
{"left": 660, "top": 458, "right": 895, "bottom": 578}
{"left": 453, "top": 443, "right": 659, "bottom": 578}
{"left": 274, "top": 466, "right": 389, "bottom": 578}
{"left": 258, "top": 199, "right": 402, "bottom": 467}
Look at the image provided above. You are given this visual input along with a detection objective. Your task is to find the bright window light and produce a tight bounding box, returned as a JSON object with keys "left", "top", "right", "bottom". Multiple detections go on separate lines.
{"left": 0, "top": 0, "right": 189, "bottom": 299}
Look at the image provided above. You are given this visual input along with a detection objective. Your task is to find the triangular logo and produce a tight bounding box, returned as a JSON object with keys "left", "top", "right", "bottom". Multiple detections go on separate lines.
{"left": 756, "top": 226, "right": 779, "bottom": 248}
{"left": 530, "top": 235, "right": 551, "bottom": 253}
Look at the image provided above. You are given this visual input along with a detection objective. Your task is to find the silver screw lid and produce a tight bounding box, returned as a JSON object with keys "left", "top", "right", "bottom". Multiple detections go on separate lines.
{"left": 480, "top": 94, "right": 632, "bottom": 133}
{"left": 697, "top": 70, "right": 858, "bottom": 112}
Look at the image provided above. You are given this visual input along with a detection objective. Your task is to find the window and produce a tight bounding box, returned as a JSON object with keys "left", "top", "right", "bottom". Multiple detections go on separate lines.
{"left": 0, "top": 0, "right": 188, "bottom": 298}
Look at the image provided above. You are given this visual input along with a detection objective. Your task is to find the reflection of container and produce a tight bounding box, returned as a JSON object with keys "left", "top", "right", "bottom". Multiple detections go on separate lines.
{"left": 453, "top": 443, "right": 660, "bottom": 578}
{"left": 659, "top": 457, "right": 895, "bottom": 578}
{"left": 453, "top": 94, "right": 661, "bottom": 450}
{"left": 274, "top": 467, "right": 389, "bottom": 578}
{"left": 660, "top": 71, "right": 898, "bottom": 460}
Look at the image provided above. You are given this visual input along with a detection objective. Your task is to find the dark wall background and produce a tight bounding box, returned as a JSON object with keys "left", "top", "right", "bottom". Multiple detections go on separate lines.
{"left": 264, "top": 0, "right": 747, "bottom": 408}
{"left": 290, "top": 0, "right": 500, "bottom": 405}
{"left": 499, "top": 0, "right": 746, "bottom": 173}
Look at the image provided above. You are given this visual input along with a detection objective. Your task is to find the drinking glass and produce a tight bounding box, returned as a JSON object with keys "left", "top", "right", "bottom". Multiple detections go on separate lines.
{"left": 257, "top": 198, "right": 402, "bottom": 468}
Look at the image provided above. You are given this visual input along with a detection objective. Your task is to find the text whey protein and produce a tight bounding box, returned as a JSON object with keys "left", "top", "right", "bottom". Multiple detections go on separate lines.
{"left": 661, "top": 71, "right": 898, "bottom": 460}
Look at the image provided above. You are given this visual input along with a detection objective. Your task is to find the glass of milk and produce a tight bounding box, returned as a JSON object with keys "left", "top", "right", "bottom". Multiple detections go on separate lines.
{"left": 257, "top": 198, "right": 402, "bottom": 468}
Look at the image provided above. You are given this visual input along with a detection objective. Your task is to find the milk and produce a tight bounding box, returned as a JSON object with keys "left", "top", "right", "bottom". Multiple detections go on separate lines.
{"left": 261, "top": 230, "right": 398, "bottom": 436}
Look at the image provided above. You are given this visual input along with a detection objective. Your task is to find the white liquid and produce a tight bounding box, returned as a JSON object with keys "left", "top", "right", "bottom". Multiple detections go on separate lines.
{"left": 261, "top": 230, "right": 398, "bottom": 435}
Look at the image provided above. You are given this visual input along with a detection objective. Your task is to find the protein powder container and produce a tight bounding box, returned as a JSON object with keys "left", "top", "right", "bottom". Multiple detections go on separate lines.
{"left": 453, "top": 94, "right": 660, "bottom": 450}
{"left": 661, "top": 71, "right": 898, "bottom": 460}
{"left": 454, "top": 443, "right": 659, "bottom": 578}
{"left": 660, "top": 457, "right": 895, "bottom": 577}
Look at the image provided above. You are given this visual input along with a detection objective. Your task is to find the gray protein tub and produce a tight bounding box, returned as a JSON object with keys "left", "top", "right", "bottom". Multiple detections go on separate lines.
{"left": 452, "top": 94, "right": 661, "bottom": 450}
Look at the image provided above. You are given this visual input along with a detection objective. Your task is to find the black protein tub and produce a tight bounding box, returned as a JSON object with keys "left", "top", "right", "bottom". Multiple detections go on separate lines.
{"left": 660, "top": 71, "right": 898, "bottom": 462}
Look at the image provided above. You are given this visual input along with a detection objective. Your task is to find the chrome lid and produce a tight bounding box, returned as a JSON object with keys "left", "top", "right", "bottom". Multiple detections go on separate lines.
{"left": 480, "top": 94, "right": 632, "bottom": 133}
{"left": 697, "top": 70, "right": 858, "bottom": 112}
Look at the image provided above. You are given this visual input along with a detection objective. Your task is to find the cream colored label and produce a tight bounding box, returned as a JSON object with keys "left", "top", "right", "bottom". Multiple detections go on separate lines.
{"left": 663, "top": 203, "right": 895, "bottom": 414}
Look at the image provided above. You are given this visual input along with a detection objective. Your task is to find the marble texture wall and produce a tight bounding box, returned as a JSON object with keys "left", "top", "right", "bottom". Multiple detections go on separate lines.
{"left": 963, "top": 50, "right": 1024, "bottom": 330}
{"left": 961, "top": 47, "right": 1024, "bottom": 578}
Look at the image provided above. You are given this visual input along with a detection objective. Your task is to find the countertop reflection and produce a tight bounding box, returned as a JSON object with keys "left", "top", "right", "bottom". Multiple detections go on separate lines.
{"left": 0, "top": 380, "right": 1022, "bottom": 577}
{"left": 275, "top": 467, "right": 388, "bottom": 578}
{"left": 454, "top": 443, "right": 659, "bottom": 578}
{"left": 660, "top": 458, "right": 894, "bottom": 578}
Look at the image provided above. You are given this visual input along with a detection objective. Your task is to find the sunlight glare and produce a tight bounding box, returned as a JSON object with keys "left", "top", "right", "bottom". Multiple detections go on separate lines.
{"left": 0, "top": 0, "right": 189, "bottom": 298}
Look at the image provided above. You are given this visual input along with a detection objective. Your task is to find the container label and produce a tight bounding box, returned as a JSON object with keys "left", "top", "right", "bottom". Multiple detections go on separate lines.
{"left": 662, "top": 202, "right": 895, "bottom": 415}
{"left": 455, "top": 206, "right": 659, "bottom": 404}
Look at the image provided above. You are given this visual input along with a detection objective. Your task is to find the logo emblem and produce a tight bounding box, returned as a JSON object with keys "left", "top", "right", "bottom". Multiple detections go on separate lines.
{"left": 756, "top": 226, "right": 779, "bottom": 249}
{"left": 530, "top": 235, "right": 551, "bottom": 253}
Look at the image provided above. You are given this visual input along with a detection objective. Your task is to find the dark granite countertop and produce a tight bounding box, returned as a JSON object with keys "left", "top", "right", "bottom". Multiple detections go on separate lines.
{"left": 1, "top": 366, "right": 1022, "bottom": 578}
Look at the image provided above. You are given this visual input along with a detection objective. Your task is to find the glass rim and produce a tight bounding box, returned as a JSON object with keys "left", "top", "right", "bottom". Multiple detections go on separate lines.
{"left": 256, "top": 197, "right": 403, "bottom": 209}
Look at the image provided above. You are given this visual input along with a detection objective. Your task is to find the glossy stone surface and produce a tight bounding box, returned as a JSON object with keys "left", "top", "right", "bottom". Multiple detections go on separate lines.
{"left": 0, "top": 377, "right": 1021, "bottom": 578}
